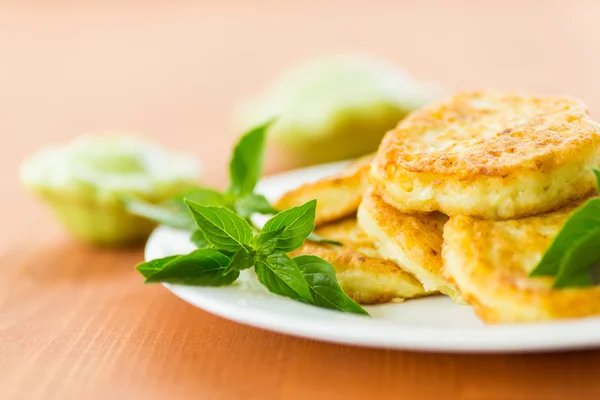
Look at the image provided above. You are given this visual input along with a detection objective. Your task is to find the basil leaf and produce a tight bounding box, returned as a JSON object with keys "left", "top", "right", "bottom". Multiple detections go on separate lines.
{"left": 190, "top": 229, "right": 210, "bottom": 248}
{"left": 255, "top": 251, "right": 312, "bottom": 303}
{"left": 226, "top": 248, "right": 255, "bottom": 272}
{"left": 593, "top": 168, "right": 600, "bottom": 191}
{"left": 173, "top": 187, "right": 229, "bottom": 209}
{"left": 136, "top": 255, "right": 179, "bottom": 279}
{"left": 124, "top": 186, "right": 230, "bottom": 230}
{"left": 235, "top": 193, "right": 279, "bottom": 218}
{"left": 185, "top": 201, "right": 254, "bottom": 252}
{"left": 123, "top": 198, "right": 193, "bottom": 229}
{"left": 262, "top": 200, "right": 316, "bottom": 252}
{"left": 307, "top": 232, "right": 342, "bottom": 246}
{"left": 294, "top": 255, "right": 369, "bottom": 315}
{"left": 553, "top": 230, "right": 600, "bottom": 288}
{"left": 228, "top": 120, "right": 273, "bottom": 197}
{"left": 530, "top": 198, "right": 600, "bottom": 277}
{"left": 253, "top": 227, "right": 285, "bottom": 255}
{"left": 143, "top": 249, "right": 238, "bottom": 285}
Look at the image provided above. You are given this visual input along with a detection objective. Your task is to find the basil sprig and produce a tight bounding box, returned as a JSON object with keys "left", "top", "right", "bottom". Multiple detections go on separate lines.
{"left": 138, "top": 199, "right": 367, "bottom": 315}
{"left": 530, "top": 168, "right": 600, "bottom": 288}
{"left": 135, "top": 121, "right": 366, "bottom": 315}
{"left": 124, "top": 120, "right": 337, "bottom": 246}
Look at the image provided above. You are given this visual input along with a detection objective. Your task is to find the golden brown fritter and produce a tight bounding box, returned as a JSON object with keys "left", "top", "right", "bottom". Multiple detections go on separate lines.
{"left": 442, "top": 199, "right": 600, "bottom": 323}
{"left": 291, "top": 217, "right": 426, "bottom": 304}
{"left": 357, "top": 187, "right": 461, "bottom": 300}
{"left": 276, "top": 155, "right": 372, "bottom": 226}
{"left": 371, "top": 90, "right": 600, "bottom": 219}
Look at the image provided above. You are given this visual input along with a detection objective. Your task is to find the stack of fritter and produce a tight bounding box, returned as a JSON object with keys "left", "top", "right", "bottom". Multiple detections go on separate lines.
{"left": 278, "top": 156, "right": 428, "bottom": 304}
{"left": 279, "top": 90, "right": 600, "bottom": 323}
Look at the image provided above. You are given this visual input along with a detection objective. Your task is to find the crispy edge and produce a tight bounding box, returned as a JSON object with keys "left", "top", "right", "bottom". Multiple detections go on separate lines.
{"left": 357, "top": 186, "right": 462, "bottom": 300}
{"left": 373, "top": 156, "right": 600, "bottom": 219}
{"left": 276, "top": 155, "right": 372, "bottom": 226}
{"left": 291, "top": 232, "right": 426, "bottom": 305}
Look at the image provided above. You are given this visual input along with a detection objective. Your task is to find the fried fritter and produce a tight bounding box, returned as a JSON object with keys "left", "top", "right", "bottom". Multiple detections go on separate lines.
{"left": 442, "top": 199, "right": 600, "bottom": 323}
{"left": 276, "top": 155, "right": 372, "bottom": 226}
{"left": 371, "top": 90, "right": 600, "bottom": 219}
{"left": 291, "top": 217, "right": 426, "bottom": 304}
{"left": 357, "top": 187, "right": 461, "bottom": 300}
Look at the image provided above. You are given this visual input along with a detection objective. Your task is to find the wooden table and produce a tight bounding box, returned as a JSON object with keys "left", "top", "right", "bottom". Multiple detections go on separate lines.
{"left": 2, "top": 1, "right": 600, "bottom": 399}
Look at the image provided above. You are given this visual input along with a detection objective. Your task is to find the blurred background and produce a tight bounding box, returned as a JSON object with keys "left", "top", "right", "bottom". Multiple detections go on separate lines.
{"left": 2, "top": 0, "right": 600, "bottom": 249}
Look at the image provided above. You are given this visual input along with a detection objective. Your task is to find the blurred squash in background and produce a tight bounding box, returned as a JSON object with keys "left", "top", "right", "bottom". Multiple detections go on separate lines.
{"left": 238, "top": 54, "right": 442, "bottom": 168}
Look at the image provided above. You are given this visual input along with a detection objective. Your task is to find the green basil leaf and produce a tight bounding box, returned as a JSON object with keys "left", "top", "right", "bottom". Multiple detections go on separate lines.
{"left": 307, "top": 232, "right": 342, "bottom": 246}
{"left": 228, "top": 120, "right": 274, "bottom": 197}
{"left": 553, "top": 230, "right": 600, "bottom": 288}
{"left": 173, "top": 187, "right": 229, "bottom": 209}
{"left": 185, "top": 201, "right": 254, "bottom": 252}
{"left": 136, "top": 255, "right": 179, "bottom": 279}
{"left": 143, "top": 249, "right": 238, "bottom": 285}
{"left": 255, "top": 251, "right": 312, "bottom": 303}
{"left": 530, "top": 198, "right": 600, "bottom": 277}
{"left": 123, "top": 197, "right": 193, "bottom": 229}
{"left": 549, "top": 168, "right": 600, "bottom": 287}
{"left": 262, "top": 200, "right": 317, "bottom": 252}
{"left": 235, "top": 193, "right": 279, "bottom": 218}
{"left": 190, "top": 229, "right": 210, "bottom": 248}
{"left": 226, "top": 248, "right": 255, "bottom": 273}
{"left": 294, "top": 255, "right": 369, "bottom": 315}
{"left": 593, "top": 168, "right": 600, "bottom": 191}
{"left": 253, "top": 227, "right": 285, "bottom": 255}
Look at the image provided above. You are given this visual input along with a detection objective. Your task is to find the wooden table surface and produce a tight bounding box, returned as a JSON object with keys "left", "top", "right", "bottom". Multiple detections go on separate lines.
{"left": 3, "top": 1, "right": 600, "bottom": 399}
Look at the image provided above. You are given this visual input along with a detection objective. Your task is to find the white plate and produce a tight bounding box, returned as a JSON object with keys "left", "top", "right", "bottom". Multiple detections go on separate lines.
{"left": 145, "top": 161, "right": 600, "bottom": 353}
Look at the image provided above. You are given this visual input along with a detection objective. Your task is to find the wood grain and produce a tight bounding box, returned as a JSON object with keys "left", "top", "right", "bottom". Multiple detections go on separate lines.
{"left": 2, "top": 1, "right": 600, "bottom": 399}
